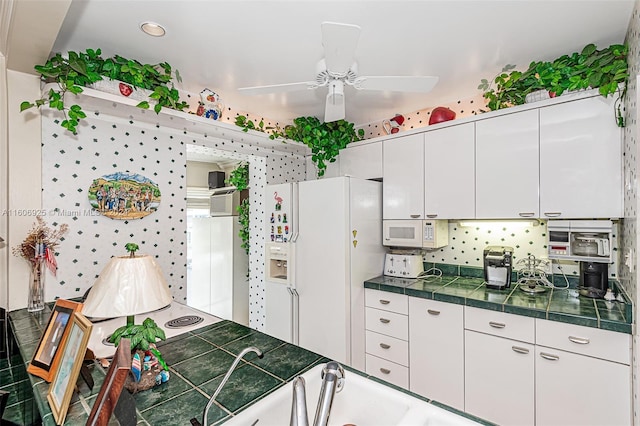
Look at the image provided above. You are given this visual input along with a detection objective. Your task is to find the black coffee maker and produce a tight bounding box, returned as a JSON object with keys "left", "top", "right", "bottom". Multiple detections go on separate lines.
{"left": 579, "top": 262, "right": 608, "bottom": 298}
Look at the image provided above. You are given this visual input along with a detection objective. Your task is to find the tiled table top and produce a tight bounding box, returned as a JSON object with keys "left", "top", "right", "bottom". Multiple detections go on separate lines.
{"left": 365, "top": 274, "right": 633, "bottom": 334}
{"left": 8, "top": 307, "right": 493, "bottom": 425}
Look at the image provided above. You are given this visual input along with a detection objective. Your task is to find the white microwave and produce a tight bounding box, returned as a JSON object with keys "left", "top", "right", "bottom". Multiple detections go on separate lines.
{"left": 383, "top": 219, "right": 449, "bottom": 249}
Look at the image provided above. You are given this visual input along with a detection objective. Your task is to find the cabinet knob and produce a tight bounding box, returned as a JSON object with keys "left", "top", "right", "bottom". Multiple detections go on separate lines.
{"left": 379, "top": 343, "right": 391, "bottom": 349}
{"left": 568, "top": 336, "right": 590, "bottom": 345}
{"left": 426, "top": 214, "right": 438, "bottom": 218}
{"left": 544, "top": 212, "right": 562, "bottom": 217}
{"left": 427, "top": 309, "right": 440, "bottom": 316}
{"left": 410, "top": 214, "right": 421, "bottom": 218}
{"left": 379, "top": 368, "right": 391, "bottom": 375}
{"left": 518, "top": 212, "right": 535, "bottom": 217}
{"left": 379, "top": 318, "right": 391, "bottom": 324}
{"left": 489, "top": 321, "right": 506, "bottom": 329}
{"left": 540, "top": 352, "right": 560, "bottom": 361}
{"left": 379, "top": 299, "right": 390, "bottom": 305}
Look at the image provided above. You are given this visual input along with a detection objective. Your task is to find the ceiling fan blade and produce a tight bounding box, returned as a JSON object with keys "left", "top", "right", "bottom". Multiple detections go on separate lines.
{"left": 355, "top": 76, "right": 439, "bottom": 92}
{"left": 321, "top": 21, "right": 361, "bottom": 75}
{"left": 238, "top": 81, "right": 317, "bottom": 95}
{"left": 324, "top": 80, "right": 345, "bottom": 122}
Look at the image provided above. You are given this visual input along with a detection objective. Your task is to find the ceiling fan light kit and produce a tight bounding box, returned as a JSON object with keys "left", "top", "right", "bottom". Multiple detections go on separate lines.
{"left": 237, "top": 21, "right": 439, "bottom": 123}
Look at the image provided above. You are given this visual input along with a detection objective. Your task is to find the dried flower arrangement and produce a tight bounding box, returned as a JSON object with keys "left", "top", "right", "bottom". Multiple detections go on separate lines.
{"left": 12, "top": 216, "right": 69, "bottom": 274}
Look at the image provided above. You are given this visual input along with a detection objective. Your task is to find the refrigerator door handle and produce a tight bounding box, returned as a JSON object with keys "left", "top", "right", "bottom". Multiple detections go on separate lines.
{"left": 287, "top": 287, "right": 295, "bottom": 343}
{"left": 291, "top": 288, "right": 300, "bottom": 345}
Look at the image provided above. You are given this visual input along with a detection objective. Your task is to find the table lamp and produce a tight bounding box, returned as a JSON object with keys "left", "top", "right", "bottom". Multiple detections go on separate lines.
{"left": 82, "top": 243, "right": 172, "bottom": 331}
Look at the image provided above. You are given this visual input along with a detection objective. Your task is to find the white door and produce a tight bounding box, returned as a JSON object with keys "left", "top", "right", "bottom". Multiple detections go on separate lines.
{"left": 536, "top": 346, "right": 631, "bottom": 426}
{"left": 539, "top": 96, "right": 622, "bottom": 219}
{"left": 465, "top": 330, "right": 534, "bottom": 426}
{"left": 424, "top": 123, "right": 475, "bottom": 219}
{"left": 383, "top": 134, "right": 424, "bottom": 219}
{"left": 265, "top": 281, "right": 294, "bottom": 343}
{"left": 409, "top": 298, "right": 464, "bottom": 411}
{"left": 476, "top": 109, "right": 539, "bottom": 219}
{"left": 348, "top": 178, "right": 384, "bottom": 371}
{"left": 296, "top": 177, "right": 350, "bottom": 364}
{"left": 187, "top": 217, "right": 212, "bottom": 313}
{"left": 209, "top": 216, "right": 234, "bottom": 320}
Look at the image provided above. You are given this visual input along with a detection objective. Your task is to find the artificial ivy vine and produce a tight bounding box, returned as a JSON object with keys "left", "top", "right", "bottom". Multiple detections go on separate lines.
{"left": 227, "top": 163, "right": 250, "bottom": 256}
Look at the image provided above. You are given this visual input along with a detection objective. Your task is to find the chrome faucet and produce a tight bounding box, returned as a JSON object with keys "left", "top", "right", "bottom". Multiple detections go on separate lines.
{"left": 202, "top": 346, "right": 263, "bottom": 426}
{"left": 290, "top": 361, "right": 345, "bottom": 426}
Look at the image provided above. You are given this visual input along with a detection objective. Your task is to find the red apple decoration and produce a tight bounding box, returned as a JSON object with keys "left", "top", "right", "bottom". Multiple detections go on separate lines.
{"left": 119, "top": 83, "right": 133, "bottom": 97}
{"left": 429, "top": 107, "right": 456, "bottom": 125}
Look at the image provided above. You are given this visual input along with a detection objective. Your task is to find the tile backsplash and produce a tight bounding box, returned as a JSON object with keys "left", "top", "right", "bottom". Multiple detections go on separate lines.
{"left": 421, "top": 220, "right": 618, "bottom": 279}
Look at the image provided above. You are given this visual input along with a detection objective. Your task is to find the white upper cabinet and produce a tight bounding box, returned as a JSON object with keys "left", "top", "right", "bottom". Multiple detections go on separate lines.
{"left": 383, "top": 134, "right": 424, "bottom": 219}
{"left": 339, "top": 141, "right": 383, "bottom": 180}
{"left": 475, "top": 109, "right": 539, "bottom": 219}
{"left": 424, "top": 123, "right": 475, "bottom": 219}
{"left": 539, "top": 96, "right": 622, "bottom": 219}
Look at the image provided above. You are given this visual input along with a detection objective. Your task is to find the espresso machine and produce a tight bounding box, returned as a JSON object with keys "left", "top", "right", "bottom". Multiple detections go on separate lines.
{"left": 484, "top": 246, "right": 514, "bottom": 290}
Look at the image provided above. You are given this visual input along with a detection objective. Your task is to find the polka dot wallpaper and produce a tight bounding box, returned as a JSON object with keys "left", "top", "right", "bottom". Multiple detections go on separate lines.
{"left": 621, "top": 2, "right": 640, "bottom": 423}
{"left": 40, "top": 101, "right": 307, "bottom": 332}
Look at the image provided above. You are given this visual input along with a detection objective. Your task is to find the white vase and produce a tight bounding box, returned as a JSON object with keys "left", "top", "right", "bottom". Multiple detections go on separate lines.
{"left": 525, "top": 90, "right": 551, "bottom": 103}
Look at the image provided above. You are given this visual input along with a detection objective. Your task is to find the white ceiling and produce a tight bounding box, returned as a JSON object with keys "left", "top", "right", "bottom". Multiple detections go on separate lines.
{"left": 41, "top": 1, "right": 637, "bottom": 126}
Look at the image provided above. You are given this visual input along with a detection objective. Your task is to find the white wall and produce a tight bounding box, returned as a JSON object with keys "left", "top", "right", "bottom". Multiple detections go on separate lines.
{"left": 6, "top": 69, "right": 42, "bottom": 311}
{"left": 0, "top": 54, "right": 7, "bottom": 310}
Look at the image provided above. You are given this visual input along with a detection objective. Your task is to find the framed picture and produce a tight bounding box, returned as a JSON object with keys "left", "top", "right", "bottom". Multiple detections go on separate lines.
{"left": 47, "top": 312, "right": 93, "bottom": 425}
{"left": 86, "top": 338, "right": 131, "bottom": 426}
{"left": 27, "top": 299, "right": 84, "bottom": 382}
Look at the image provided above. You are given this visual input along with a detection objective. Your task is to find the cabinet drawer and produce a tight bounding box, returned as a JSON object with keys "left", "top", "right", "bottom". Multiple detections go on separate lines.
{"left": 365, "top": 307, "right": 408, "bottom": 340}
{"left": 365, "top": 354, "right": 409, "bottom": 389}
{"left": 536, "top": 319, "right": 631, "bottom": 365}
{"left": 365, "top": 330, "right": 409, "bottom": 367}
{"left": 465, "top": 306, "right": 535, "bottom": 343}
{"left": 365, "top": 289, "right": 408, "bottom": 314}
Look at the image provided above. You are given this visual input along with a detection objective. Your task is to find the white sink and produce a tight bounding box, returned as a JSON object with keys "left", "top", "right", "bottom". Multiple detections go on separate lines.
{"left": 223, "top": 364, "right": 481, "bottom": 425}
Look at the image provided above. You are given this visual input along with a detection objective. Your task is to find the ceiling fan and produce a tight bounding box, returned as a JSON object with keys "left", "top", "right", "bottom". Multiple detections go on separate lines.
{"left": 237, "top": 22, "right": 439, "bottom": 122}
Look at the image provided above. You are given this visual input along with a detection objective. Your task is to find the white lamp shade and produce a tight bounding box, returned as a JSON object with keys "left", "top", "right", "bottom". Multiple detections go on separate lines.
{"left": 83, "top": 254, "right": 172, "bottom": 318}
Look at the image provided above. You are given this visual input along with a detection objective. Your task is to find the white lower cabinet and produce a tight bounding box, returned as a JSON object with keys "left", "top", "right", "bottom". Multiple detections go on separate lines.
{"left": 365, "top": 289, "right": 409, "bottom": 389}
{"left": 409, "top": 297, "right": 464, "bottom": 411}
{"left": 465, "top": 330, "right": 535, "bottom": 426}
{"left": 535, "top": 319, "right": 632, "bottom": 426}
{"left": 535, "top": 346, "right": 631, "bottom": 426}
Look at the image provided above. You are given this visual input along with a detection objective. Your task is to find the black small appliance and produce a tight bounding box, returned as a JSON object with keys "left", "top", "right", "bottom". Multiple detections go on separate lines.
{"left": 208, "top": 171, "right": 225, "bottom": 189}
{"left": 579, "top": 261, "right": 608, "bottom": 298}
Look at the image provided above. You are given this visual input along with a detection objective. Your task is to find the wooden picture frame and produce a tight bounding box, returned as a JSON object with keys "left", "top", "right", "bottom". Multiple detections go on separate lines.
{"left": 86, "top": 338, "right": 131, "bottom": 426}
{"left": 27, "top": 299, "right": 84, "bottom": 382}
{"left": 47, "top": 312, "right": 93, "bottom": 425}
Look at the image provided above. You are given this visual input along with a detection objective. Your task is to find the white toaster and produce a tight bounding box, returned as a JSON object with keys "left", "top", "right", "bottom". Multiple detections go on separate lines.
{"left": 384, "top": 253, "right": 424, "bottom": 278}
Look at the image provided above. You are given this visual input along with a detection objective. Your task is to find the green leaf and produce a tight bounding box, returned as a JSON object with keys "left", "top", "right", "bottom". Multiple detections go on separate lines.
{"left": 154, "top": 103, "right": 162, "bottom": 114}
{"left": 136, "top": 101, "right": 150, "bottom": 109}
{"left": 20, "top": 101, "right": 34, "bottom": 111}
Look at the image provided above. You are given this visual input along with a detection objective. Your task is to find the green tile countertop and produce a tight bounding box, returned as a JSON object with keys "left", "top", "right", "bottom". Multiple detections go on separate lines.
{"left": 8, "top": 309, "right": 493, "bottom": 425}
{"left": 365, "top": 274, "right": 633, "bottom": 334}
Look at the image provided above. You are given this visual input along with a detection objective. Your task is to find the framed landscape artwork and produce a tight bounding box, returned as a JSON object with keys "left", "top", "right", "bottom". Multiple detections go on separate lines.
{"left": 88, "top": 172, "right": 161, "bottom": 220}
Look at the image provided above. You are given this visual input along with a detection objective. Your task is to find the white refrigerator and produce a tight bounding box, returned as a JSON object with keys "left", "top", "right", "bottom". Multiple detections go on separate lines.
{"left": 264, "top": 176, "right": 384, "bottom": 371}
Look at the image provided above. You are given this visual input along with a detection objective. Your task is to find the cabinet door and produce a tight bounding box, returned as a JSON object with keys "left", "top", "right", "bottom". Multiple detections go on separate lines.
{"left": 536, "top": 346, "right": 631, "bottom": 426}
{"left": 339, "top": 141, "right": 383, "bottom": 180}
{"left": 465, "top": 330, "right": 534, "bottom": 426}
{"left": 383, "top": 134, "right": 424, "bottom": 219}
{"left": 476, "top": 110, "right": 539, "bottom": 219}
{"left": 539, "top": 96, "right": 622, "bottom": 218}
{"left": 409, "top": 298, "right": 464, "bottom": 411}
{"left": 424, "top": 123, "right": 475, "bottom": 219}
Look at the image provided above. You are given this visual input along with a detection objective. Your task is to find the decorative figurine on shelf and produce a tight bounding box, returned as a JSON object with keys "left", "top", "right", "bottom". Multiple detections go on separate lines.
{"left": 196, "top": 88, "right": 224, "bottom": 120}
{"left": 428, "top": 107, "right": 456, "bottom": 125}
{"left": 382, "top": 114, "right": 405, "bottom": 135}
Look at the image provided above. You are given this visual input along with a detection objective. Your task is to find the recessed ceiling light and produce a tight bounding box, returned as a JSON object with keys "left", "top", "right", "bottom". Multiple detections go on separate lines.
{"left": 140, "top": 22, "right": 166, "bottom": 37}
